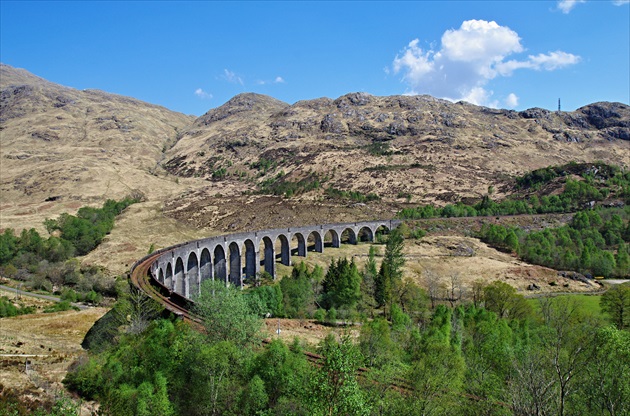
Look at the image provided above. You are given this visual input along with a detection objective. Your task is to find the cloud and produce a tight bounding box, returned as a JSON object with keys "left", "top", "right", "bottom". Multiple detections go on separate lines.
{"left": 222, "top": 69, "right": 244, "bottom": 85}
{"left": 256, "top": 76, "right": 286, "bottom": 85}
{"left": 505, "top": 93, "right": 519, "bottom": 108}
{"left": 391, "top": 19, "right": 580, "bottom": 107}
{"left": 557, "top": 0, "right": 586, "bottom": 13}
{"left": 612, "top": 0, "right": 629, "bottom": 5}
{"left": 194, "top": 88, "right": 213, "bottom": 99}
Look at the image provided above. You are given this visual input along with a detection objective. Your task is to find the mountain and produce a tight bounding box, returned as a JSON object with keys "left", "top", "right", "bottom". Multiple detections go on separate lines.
{"left": 1, "top": 64, "right": 628, "bottom": 273}
{"left": 0, "top": 63, "right": 194, "bottom": 232}
{"left": 161, "top": 91, "right": 628, "bottom": 229}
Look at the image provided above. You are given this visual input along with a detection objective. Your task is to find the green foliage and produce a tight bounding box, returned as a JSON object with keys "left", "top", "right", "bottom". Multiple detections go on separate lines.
{"left": 43, "top": 300, "right": 80, "bottom": 313}
{"left": 194, "top": 280, "right": 262, "bottom": 346}
{"left": 259, "top": 172, "right": 322, "bottom": 197}
{"left": 600, "top": 283, "right": 630, "bottom": 329}
{"left": 45, "top": 197, "right": 137, "bottom": 256}
{"left": 375, "top": 226, "right": 405, "bottom": 315}
{"left": 398, "top": 162, "right": 630, "bottom": 220}
{"left": 0, "top": 296, "right": 36, "bottom": 317}
{"left": 483, "top": 281, "right": 532, "bottom": 320}
{"left": 310, "top": 335, "right": 371, "bottom": 416}
{"left": 324, "top": 186, "right": 380, "bottom": 203}
{"left": 246, "top": 283, "right": 284, "bottom": 317}
{"left": 321, "top": 257, "right": 362, "bottom": 310}
{"left": 279, "top": 262, "right": 320, "bottom": 318}
{"left": 477, "top": 207, "right": 629, "bottom": 278}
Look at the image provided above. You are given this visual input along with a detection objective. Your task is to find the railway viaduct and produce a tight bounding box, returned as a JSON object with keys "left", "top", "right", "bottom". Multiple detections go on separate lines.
{"left": 149, "top": 219, "right": 401, "bottom": 300}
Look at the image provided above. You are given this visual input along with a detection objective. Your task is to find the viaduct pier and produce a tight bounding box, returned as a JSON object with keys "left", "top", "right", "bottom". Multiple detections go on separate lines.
{"left": 147, "top": 219, "right": 401, "bottom": 300}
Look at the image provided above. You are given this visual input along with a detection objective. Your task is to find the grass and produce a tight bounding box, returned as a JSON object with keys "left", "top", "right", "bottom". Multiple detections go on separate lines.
{"left": 527, "top": 294, "right": 604, "bottom": 318}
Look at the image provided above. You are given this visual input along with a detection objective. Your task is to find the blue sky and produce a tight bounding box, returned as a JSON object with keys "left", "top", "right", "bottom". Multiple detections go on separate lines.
{"left": 1, "top": 1, "right": 628, "bottom": 115}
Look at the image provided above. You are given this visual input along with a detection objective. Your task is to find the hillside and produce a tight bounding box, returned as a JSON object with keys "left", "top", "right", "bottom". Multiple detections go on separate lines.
{"left": 1, "top": 64, "right": 628, "bottom": 275}
{"left": 0, "top": 64, "right": 196, "bottom": 233}
{"left": 162, "top": 92, "right": 628, "bottom": 231}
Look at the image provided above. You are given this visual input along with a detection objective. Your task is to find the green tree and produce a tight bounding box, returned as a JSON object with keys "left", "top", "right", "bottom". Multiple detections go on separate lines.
{"left": 375, "top": 226, "right": 405, "bottom": 316}
{"left": 577, "top": 326, "right": 630, "bottom": 416}
{"left": 279, "top": 262, "right": 318, "bottom": 318}
{"left": 194, "top": 279, "right": 262, "bottom": 346}
{"left": 321, "top": 257, "right": 362, "bottom": 310}
{"left": 311, "top": 334, "right": 371, "bottom": 416}
{"left": 600, "top": 283, "right": 630, "bottom": 329}
{"left": 483, "top": 281, "right": 531, "bottom": 320}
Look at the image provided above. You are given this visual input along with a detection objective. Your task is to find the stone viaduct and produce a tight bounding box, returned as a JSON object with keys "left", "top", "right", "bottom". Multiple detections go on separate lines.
{"left": 150, "top": 220, "right": 401, "bottom": 300}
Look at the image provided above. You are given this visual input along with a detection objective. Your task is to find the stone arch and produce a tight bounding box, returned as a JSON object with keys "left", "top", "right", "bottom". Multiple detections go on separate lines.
{"left": 165, "top": 263, "right": 173, "bottom": 290}
{"left": 277, "top": 234, "right": 291, "bottom": 266}
{"left": 323, "top": 229, "right": 340, "bottom": 248}
{"left": 200, "top": 248, "right": 212, "bottom": 284}
{"left": 340, "top": 228, "right": 357, "bottom": 245}
{"left": 244, "top": 239, "right": 257, "bottom": 281}
{"left": 307, "top": 230, "right": 324, "bottom": 253}
{"left": 214, "top": 245, "right": 227, "bottom": 283}
{"left": 358, "top": 226, "right": 374, "bottom": 242}
{"left": 158, "top": 268, "right": 165, "bottom": 285}
{"left": 187, "top": 252, "right": 199, "bottom": 298}
{"left": 228, "top": 242, "right": 241, "bottom": 287}
{"left": 260, "top": 236, "right": 275, "bottom": 277}
{"left": 292, "top": 232, "right": 307, "bottom": 257}
{"left": 174, "top": 257, "right": 185, "bottom": 295}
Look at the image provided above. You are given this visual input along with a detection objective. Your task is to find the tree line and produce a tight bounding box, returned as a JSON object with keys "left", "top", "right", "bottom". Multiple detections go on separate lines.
{"left": 0, "top": 197, "right": 137, "bottom": 303}
{"left": 59, "top": 275, "right": 630, "bottom": 416}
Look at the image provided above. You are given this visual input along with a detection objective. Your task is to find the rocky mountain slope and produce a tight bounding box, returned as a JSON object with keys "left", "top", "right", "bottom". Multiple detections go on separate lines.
{"left": 0, "top": 64, "right": 195, "bottom": 232}
{"left": 1, "top": 64, "right": 628, "bottom": 273}
{"left": 161, "top": 92, "right": 628, "bottom": 229}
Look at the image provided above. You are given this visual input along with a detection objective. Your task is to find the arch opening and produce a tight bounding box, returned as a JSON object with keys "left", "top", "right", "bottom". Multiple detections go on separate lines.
{"left": 358, "top": 227, "right": 374, "bottom": 243}
{"left": 200, "top": 248, "right": 212, "bottom": 284}
{"left": 323, "top": 229, "right": 340, "bottom": 248}
{"left": 214, "top": 245, "right": 227, "bottom": 283}
{"left": 174, "top": 257, "right": 185, "bottom": 295}
{"left": 187, "top": 252, "right": 199, "bottom": 298}
{"left": 340, "top": 228, "right": 357, "bottom": 245}
{"left": 375, "top": 225, "right": 391, "bottom": 243}
{"left": 228, "top": 242, "right": 242, "bottom": 287}
{"left": 243, "top": 239, "right": 257, "bottom": 282}
{"left": 291, "top": 233, "right": 307, "bottom": 257}
{"left": 307, "top": 231, "right": 324, "bottom": 253}
{"left": 259, "top": 236, "right": 275, "bottom": 277}
{"left": 275, "top": 234, "right": 291, "bottom": 266}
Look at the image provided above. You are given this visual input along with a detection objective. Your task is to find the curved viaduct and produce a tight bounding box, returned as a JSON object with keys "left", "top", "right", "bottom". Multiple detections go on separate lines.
{"left": 149, "top": 220, "right": 401, "bottom": 300}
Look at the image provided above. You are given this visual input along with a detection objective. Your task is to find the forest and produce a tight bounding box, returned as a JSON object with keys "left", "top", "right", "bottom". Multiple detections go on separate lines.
{"left": 58, "top": 225, "right": 630, "bottom": 416}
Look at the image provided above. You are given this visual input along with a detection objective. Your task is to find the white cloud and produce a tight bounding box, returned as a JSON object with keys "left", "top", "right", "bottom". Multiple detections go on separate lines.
{"left": 223, "top": 69, "right": 244, "bottom": 85}
{"left": 391, "top": 19, "right": 580, "bottom": 107}
{"left": 194, "top": 88, "right": 213, "bottom": 99}
{"left": 558, "top": 0, "right": 586, "bottom": 13}
{"left": 497, "top": 51, "right": 581, "bottom": 75}
{"left": 505, "top": 93, "right": 519, "bottom": 108}
{"left": 612, "top": 0, "right": 629, "bottom": 5}
{"left": 255, "top": 76, "right": 285, "bottom": 85}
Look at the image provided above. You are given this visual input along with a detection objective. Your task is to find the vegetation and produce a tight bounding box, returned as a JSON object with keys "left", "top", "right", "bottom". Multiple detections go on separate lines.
{"left": 0, "top": 197, "right": 136, "bottom": 304}
{"left": 258, "top": 171, "right": 323, "bottom": 197}
{"left": 478, "top": 208, "right": 629, "bottom": 277}
{"left": 325, "top": 187, "right": 380, "bottom": 203}
{"left": 63, "top": 274, "right": 630, "bottom": 416}
{"left": 0, "top": 295, "right": 36, "bottom": 317}
{"left": 398, "top": 162, "right": 629, "bottom": 219}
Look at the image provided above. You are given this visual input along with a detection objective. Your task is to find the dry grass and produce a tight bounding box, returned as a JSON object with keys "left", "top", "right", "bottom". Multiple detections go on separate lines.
{"left": 0, "top": 307, "right": 107, "bottom": 408}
